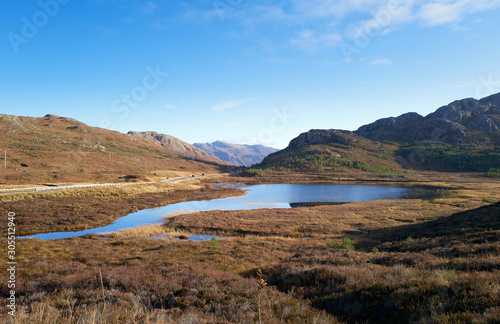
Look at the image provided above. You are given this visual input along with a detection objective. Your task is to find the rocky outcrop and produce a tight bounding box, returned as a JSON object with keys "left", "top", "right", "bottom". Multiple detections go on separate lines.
{"left": 193, "top": 141, "right": 278, "bottom": 166}
{"left": 355, "top": 93, "right": 500, "bottom": 144}
{"left": 127, "top": 131, "right": 226, "bottom": 164}
{"left": 285, "top": 129, "right": 353, "bottom": 151}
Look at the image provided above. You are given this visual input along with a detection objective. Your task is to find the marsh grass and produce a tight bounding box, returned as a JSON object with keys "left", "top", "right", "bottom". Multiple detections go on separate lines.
{"left": 163, "top": 198, "right": 478, "bottom": 239}
{"left": 0, "top": 186, "right": 244, "bottom": 236}
{"left": 102, "top": 224, "right": 199, "bottom": 241}
{"left": 1, "top": 173, "right": 499, "bottom": 323}
{"left": 0, "top": 180, "right": 208, "bottom": 203}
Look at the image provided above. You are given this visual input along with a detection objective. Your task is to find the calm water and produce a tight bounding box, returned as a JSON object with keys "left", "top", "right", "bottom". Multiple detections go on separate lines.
{"left": 22, "top": 184, "right": 428, "bottom": 240}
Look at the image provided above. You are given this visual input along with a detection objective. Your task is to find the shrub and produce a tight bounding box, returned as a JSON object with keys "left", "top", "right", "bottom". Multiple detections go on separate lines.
{"left": 330, "top": 240, "right": 342, "bottom": 249}
{"left": 210, "top": 237, "right": 219, "bottom": 248}
{"left": 330, "top": 237, "right": 355, "bottom": 250}
{"left": 485, "top": 168, "right": 500, "bottom": 178}
{"left": 342, "top": 237, "right": 355, "bottom": 250}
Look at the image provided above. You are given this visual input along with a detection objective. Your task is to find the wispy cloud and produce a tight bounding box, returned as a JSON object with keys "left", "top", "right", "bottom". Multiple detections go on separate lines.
{"left": 418, "top": 0, "right": 500, "bottom": 26}
{"left": 346, "top": 0, "right": 500, "bottom": 37}
{"left": 197, "top": 0, "right": 500, "bottom": 49}
{"left": 212, "top": 97, "right": 255, "bottom": 112}
{"left": 290, "top": 30, "right": 342, "bottom": 51}
{"left": 137, "top": 1, "right": 157, "bottom": 15}
{"left": 164, "top": 0, "right": 500, "bottom": 54}
{"left": 371, "top": 58, "right": 393, "bottom": 66}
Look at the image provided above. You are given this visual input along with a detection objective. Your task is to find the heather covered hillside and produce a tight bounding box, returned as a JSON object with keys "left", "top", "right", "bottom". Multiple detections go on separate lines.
{"left": 0, "top": 114, "right": 227, "bottom": 184}
{"left": 250, "top": 129, "right": 409, "bottom": 176}
{"left": 248, "top": 93, "right": 500, "bottom": 176}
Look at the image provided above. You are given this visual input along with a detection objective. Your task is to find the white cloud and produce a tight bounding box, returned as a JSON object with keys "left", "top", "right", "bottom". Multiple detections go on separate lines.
{"left": 177, "top": 0, "right": 500, "bottom": 52}
{"left": 165, "top": 104, "right": 174, "bottom": 109}
{"left": 291, "top": 0, "right": 380, "bottom": 19}
{"left": 212, "top": 98, "right": 254, "bottom": 112}
{"left": 418, "top": 0, "right": 500, "bottom": 26}
{"left": 371, "top": 58, "right": 393, "bottom": 66}
{"left": 345, "top": 0, "right": 500, "bottom": 37}
{"left": 290, "top": 30, "right": 342, "bottom": 51}
{"left": 418, "top": 1, "right": 464, "bottom": 26}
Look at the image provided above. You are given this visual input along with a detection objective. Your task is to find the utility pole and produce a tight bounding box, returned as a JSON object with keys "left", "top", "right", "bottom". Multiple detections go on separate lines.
{"left": 4, "top": 149, "right": 6, "bottom": 168}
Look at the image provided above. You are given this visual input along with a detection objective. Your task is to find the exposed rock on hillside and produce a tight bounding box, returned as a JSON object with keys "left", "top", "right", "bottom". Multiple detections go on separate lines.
{"left": 286, "top": 129, "right": 353, "bottom": 151}
{"left": 356, "top": 93, "right": 500, "bottom": 144}
{"left": 127, "top": 131, "right": 225, "bottom": 165}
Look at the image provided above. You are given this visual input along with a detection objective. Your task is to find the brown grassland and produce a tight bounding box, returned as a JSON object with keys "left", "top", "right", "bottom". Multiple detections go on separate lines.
{"left": 0, "top": 180, "right": 244, "bottom": 236}
{"left": 0, "top": 171, "right": 499, "bottom": 323}
{"left": 0, "top": 114, "right": 228, "bottom": 186}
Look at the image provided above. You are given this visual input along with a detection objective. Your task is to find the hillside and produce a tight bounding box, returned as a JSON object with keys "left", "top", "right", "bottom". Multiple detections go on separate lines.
{"left": 127, "top": 131, "right": 227, "bottom": 165}
{"left": 193, "top": 141, "right": 278, "bottom": 166}
{"left": 356, "top": 92, "right": 500, "bottom": 145}
{"left": 252, "top": 129, "right": 408, "bottom": 176}
{"left": 0, "top": 114, "right": 226, "bottom": 185}
{"left": 355, "top": 93, "right": 500, "bottom": 173}
{"left": 249, "top": 93, "right": 500, "bottom": 176}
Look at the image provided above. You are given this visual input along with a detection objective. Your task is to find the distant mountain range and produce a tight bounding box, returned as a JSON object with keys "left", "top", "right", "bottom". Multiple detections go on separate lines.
{"left": 193, "top": 141, "right": 279, "bottom": 166}
{"left": 127, "top": 131, "right": 227, "bottom": 165}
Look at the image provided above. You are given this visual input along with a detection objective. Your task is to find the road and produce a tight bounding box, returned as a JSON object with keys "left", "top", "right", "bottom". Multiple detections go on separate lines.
{"left": 0, "top": 173, "right": 219, "bottom": 195}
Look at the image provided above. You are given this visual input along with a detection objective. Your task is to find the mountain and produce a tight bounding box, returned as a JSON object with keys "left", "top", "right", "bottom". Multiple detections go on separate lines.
{"left": 255, "top": 129, "right": 406, "bottom": 176}
{"left": 253, "top": 93, "right": 500, "bottom": 175}
{"left": 356, "top": 93, "right": 500, "bottom": 145}
{"left": 127, "top": 131, "right": 227, "bottom": 165}
{"left": 193, "top": 141, "right": 279, "bottom": 166}
{"left": 0, "top": 114, "right": 225, "bottom": 184}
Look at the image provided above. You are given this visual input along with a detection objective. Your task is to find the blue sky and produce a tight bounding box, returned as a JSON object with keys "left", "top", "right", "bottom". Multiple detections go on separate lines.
{"left": 1, "top": 0, "right": 500, "bottom": 149}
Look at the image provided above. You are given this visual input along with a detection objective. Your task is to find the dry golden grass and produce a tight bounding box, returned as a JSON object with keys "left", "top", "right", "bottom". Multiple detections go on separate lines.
{"left": 0, "top": 177, "right": 211, "bottom": 203}
{"left": 0, "top": 186, "right": 245, "bottom": 236}
{"left": 163, "top": 198, "right": 480, "bottom": 239}
{"left": 1, "top": 171, "right": 499, "bottom": 323}
{"left": 2, "top": 205, "right": 498, "bottom": 324}
{"left": 103, "top": 222, "right": 194, "bottom": 240}
{"left": 103, "top": 224, "right": 173, "bottom": 239}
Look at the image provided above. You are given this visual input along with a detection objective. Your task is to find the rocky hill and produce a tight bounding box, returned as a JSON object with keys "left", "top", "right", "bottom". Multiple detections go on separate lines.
{"left": 285, "top": 129, "right": 352, "bottom": 150}
{"left": 356, "top": 93, "right": 500, "bottom": 145}
{"left": 127, "top": 131, "right": 226, "bottom": 165}
{"left": 254, "top": 129, "right": 406, "bottom": 176}
{"left": 0, "top": 114, "right": 225, "bottom": 184}
{"left": 251, "top": 92, "right": 500, "bottom": 175}
{"left": 193, "top": 141, "right": 278, "bottom": 166}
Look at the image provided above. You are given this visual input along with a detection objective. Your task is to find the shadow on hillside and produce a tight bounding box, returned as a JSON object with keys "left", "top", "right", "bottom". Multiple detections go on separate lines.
{"left": 362, "top": 201, "right": 500, "bottom": 249}
{"left": 177, "top": 156, "right": 235, "bottom": 173}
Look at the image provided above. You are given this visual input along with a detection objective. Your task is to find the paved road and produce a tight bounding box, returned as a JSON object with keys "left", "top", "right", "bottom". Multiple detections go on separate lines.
{"left": 0, "top": 174, "right": 219, "bottom": 195}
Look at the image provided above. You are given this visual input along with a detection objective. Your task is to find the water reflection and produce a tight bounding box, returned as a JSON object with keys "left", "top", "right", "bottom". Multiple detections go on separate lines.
{"left": 22, "top": 184, "right": 430, "bottom": 240}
